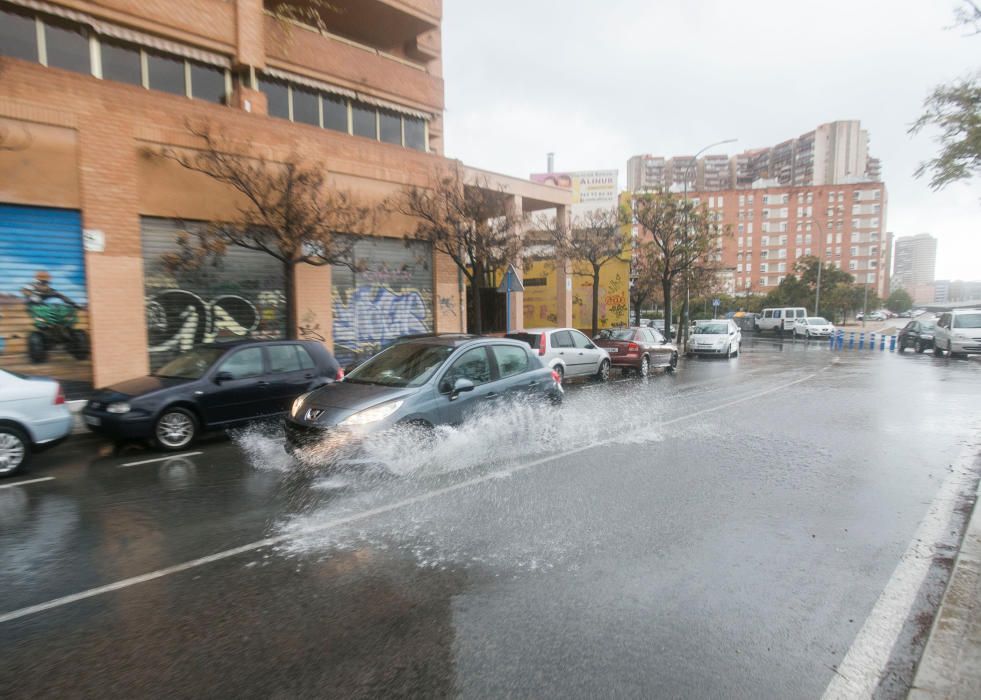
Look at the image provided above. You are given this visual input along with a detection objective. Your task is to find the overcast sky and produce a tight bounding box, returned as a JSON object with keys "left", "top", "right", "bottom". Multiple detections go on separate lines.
{"left": 443, "top": 0, "right": 980, "bottom": 281}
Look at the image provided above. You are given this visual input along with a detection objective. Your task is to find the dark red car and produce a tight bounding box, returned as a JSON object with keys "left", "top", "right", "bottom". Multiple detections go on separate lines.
{"left": 593, "top": 327, "right": 678, "bottom": 377}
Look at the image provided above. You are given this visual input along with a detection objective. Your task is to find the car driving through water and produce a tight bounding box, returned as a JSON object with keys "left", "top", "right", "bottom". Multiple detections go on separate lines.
{"left": 284, "top": 335, "right": 563, "bottom": 462}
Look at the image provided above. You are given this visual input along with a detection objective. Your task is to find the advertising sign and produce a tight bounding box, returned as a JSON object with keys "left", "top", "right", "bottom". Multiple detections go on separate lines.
{"left": 530, "top": 169, "right": 618, "bottom": 218}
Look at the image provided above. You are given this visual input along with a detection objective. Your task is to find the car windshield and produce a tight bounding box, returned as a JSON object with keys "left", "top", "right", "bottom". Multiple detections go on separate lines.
{"left": 953, "top": 313, "right": 981, "bottom": 329}
{"left": 153, "top": 347, "right": 226, "bottom": 379}
{"left": 920, "top": 323, "right": 936, "bottom": 331}
{"left": 345, "top": 342, "right": 455, "bottom": 387}
{"left": 808, "top": 318, "right": 829, "bottom": 325}
{"left": 695, "top": 323, "right": 728, "bottom": 334}
{"left": 596, "top": 329, "right": 635, "bottom": 341}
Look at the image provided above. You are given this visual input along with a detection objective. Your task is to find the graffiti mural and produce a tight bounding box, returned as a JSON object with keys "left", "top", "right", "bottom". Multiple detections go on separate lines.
{"left": 0, "top": 205, "right": 92, "bottom": 391}
{"left": 332, "top": 236, "right": 433, "bottom": 365}
{"left": 142, "top": 218, "right": 286, "bottom": 370}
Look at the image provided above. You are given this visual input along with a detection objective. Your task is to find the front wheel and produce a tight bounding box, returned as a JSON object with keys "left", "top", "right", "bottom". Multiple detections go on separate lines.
{"left": 595, "top": 359, "right": 611, "bottom": 382}
{"left": 0, "top": 426, "right": 30, "bottom": 476}
{"left": 68, "top": 329, "right": 90, "bottom": 360}
{"left": 153, "top": 407, "right": 198, "bottom": 451}
{"left": 668, "top": 353, "right": 678, "bottom": 371}
{"left": 934, "top": 343, "right": 945, "bottom": 358}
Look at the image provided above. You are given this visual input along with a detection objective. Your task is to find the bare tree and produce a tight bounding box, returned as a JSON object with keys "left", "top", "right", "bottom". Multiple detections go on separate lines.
{"left": 537, "top": 208, "right": 629, "bottom": 336}
{"left": 630, "top": 190, "right": 723, "bottom": 342}
{"left": 155, "top": 122, "right": 378, "bottom": 338}
{"left": 399, "top": 165, "right": 524, "bottom": 334}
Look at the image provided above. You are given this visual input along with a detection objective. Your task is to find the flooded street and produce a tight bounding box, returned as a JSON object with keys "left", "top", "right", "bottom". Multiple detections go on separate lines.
{"left": 1, "top": 339, "right": 979, "bottom": 698}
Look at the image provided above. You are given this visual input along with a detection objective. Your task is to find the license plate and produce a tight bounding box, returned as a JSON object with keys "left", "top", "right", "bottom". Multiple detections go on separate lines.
{"left": 84, "top": 416, "right": 101, "bottom": 427}
{"left": 607, "top": 347, "right": 619, "bottom": 353}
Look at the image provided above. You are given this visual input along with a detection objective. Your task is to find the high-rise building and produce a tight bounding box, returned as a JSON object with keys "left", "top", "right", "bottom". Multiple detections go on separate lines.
{"left": 666, "top": 181, "right": 889, "bottom": 299}
{"left": 891, "top": 234, "right": 938, "bottom": 292}
{"left": 626, "top": 120, "right": 880, "bottom": 192}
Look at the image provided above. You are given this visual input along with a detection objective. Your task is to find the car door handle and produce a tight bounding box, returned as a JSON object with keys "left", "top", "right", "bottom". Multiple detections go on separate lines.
{"left": 257, "top": 381, "right": 269, "bottom": 387}
{"left": 483, "top": 392, "right": 499, "bottom": 400}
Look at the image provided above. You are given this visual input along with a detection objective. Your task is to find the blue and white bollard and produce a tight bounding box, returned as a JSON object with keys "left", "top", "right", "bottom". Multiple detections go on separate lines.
{"left": 889, "top": 335, "right": 896, "bottom": 352}
{"left": 880, "top": 335, "right": 886, "bottom": 351}
{"left": 837, "top": 331, "right": 844, "bottom": 350}
{"left": 869, "top": 333, "right": 876, "bottom": 351}
{"left": 849, "top": 332, "right": 855, "bottom": 349}
{"left": 859, "top": 332, "right": 865, "bottom": 349}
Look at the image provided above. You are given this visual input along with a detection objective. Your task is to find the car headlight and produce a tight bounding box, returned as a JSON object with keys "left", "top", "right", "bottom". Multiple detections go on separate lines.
{"left": 106, "top": 402, "right": 131, "bottom": 414}
{"left": 291, "top": 391, "right": 313, "bottom": 418}
{"left": 339, "top": 400, "right": 404, "bottom": 427}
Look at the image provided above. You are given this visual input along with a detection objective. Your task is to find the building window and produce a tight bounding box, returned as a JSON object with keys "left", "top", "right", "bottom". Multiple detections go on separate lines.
{"left": 323, "top": 94, "right": 348, "bottom": 132}
{"left": 379, "top": 110, "right": 402, "bottom": 145}
{"left": 849, "top": 260, "right": 858, "bottom": 271}
{"left": 147, "top": 50, "right": 186, "bottom": 96}
{"left": 1, "top": 5, "right": 38, "bottom": 61}
{"left": 352, "top": 103, "right": 378, "bottom": 139}
{"left": 43, "top": 18, "right": 90, "bottom": 75}
{"left": 292, "top": 85, "right": 320, "bottom": 126}
{"left": 189, "top": 61, "right": 226, "bottom": 104}
{"left": 100, "top": 40, "right": 142, "bottom": 86}
{"left": 259, "top": 77, "right": 289, "bottom": 119}
{"left": 404, "top": 116, "right": 426, "bottom": 151}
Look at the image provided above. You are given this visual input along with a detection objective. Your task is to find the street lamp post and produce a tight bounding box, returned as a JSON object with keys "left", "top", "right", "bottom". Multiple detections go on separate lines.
{"left": 681, "top": 138, "right": 737, "bottom": 351}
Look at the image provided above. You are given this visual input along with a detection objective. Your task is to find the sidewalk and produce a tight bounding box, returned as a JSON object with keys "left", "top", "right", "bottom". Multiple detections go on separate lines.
{"left": 909, "top": 476, "right": 981, "bottom": 699}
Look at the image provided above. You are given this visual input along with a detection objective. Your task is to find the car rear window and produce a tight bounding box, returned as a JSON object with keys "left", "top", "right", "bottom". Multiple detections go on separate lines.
{"left": 551, "top": 330, "right": 574, "bottom": 348}
{"left": 505, "top": 333, "right": 540, "bottom": 349}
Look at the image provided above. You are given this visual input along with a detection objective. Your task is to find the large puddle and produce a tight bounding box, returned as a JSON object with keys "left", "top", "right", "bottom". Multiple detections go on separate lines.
{"left": 236, "top": 381, "right": 667, "bottom": 571}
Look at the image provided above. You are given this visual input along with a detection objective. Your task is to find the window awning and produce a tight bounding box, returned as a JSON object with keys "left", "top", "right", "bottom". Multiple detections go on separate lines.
{"left": 261, "top": 67, "right": 356, "bottom": 100}
{"left": 8, "top": 0, "right": 231, "bottom": 68}
{"left": 354, "top": 92, "right": 432, "bottom": 121}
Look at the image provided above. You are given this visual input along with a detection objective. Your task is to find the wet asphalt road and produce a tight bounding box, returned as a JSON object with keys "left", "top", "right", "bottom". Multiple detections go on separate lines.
{"left": 1, "top": 337, "right": 980, "bottom": 699}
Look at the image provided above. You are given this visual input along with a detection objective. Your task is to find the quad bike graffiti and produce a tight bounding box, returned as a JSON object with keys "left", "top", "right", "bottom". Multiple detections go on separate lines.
{"left": 21, "top": 271, "right": 89, "bottom": 364}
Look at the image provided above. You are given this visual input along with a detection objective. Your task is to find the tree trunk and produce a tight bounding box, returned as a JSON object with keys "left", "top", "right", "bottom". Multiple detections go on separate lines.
{"left": 633, "top": 296, "right": 643, "bottom": 326}
{"left": 591, "top": 264, "right": 601, "bottom": 337}
{"left": 284, "top": 261, "right": 298, "bottom": 340}
{"left": 661, "top": 278, "right": 673, "bottom": 341}
{"left": 471, "top": 263, "right": 483, "bottom": 335}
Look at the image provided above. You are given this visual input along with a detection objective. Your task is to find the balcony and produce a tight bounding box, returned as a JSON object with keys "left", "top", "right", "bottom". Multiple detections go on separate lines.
{"left": 265, "top": 14, "right": 444, "bottom": 112}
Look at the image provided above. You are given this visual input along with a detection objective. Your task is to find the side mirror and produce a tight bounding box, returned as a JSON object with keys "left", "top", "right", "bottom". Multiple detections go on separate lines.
{"left": 443, "top": 377, "right": 475, "bottom": 399}
{"left": 585, "top": 343, "right": 596, "bottom": 350}
{"left": 214, "top": 370, "right": 234, "bottom": 384}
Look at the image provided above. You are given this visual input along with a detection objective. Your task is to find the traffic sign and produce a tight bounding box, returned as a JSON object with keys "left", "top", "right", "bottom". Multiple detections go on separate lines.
{"left": 712, "top": 298, "right": 720, "bottom": 307}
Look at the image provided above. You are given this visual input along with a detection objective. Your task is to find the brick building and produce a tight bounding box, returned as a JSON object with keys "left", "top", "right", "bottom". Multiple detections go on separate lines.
{"left": 687, "top": 182, "right": 890, "bottom": 299}
{"left": 0, "top": 0, "right": 571, "bottom": 392}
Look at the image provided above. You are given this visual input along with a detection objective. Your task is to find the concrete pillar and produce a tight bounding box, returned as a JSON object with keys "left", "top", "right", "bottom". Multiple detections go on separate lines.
{"left": 506, "top": 195, "right": 524, "bottom": 332}
{"left": 554, "top": 204, "right": 574, "bottom": 328}
{"left": 235, "top": 0, "right": 266, "bottom": 70}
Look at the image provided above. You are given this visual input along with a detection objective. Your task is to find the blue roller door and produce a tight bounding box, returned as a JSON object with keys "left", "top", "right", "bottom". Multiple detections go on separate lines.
{"left": 0, "top": 203, "right": 91, "bottom": 387}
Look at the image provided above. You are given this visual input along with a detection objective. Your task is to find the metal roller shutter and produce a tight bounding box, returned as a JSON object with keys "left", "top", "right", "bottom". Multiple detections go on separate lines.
{"left": 0, "top": 203, "right": 91, "bottom": 392}
{"left": 332, "top": 235, "right": 433, "bottom": 365}
{"left": 141, "top": 217, "right": 286, "bottom": 371}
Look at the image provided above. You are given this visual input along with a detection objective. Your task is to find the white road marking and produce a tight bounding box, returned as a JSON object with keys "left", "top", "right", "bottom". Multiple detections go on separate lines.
{"left": 0, "top": 476, "right": 54, "bottom": 490}
{"left": 821, "top": 439, "right": 981, "bottom": 699}
{"left": 119, "top": 452, "right": 204, "bottom": 468}
{"left": 0, "top": 371, "right": 819, "bottom": 625}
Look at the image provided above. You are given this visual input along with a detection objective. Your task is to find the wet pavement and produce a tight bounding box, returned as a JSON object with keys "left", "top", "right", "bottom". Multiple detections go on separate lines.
{"left": 1, "top": 336, "right": 980, "bottom": 699}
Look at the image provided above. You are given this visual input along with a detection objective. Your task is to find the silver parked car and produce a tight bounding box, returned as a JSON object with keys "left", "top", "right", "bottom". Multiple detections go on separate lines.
{"left": 0, "top": 369, "right": 73, "bottom": 476}
{"left": 505, "top": 328, "right": 612, "bottom": 382}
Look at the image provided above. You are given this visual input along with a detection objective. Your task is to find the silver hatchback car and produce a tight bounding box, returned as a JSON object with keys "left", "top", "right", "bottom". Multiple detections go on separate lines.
{"left": 505, "top": 328, "right": 612, "bottom": 382}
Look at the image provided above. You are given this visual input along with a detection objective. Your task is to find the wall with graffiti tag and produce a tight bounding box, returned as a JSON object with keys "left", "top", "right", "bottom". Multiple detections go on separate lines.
{"left": 332, "top": 235, "right": 434, "bottom": 365}
{"left": 141, "top": 218, "right": 287, "bottom": 370}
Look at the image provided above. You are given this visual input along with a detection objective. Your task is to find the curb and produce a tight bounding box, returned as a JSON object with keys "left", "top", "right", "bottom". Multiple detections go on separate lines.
{"left": 908, "top": 456, "right": 981, "bottom": 699}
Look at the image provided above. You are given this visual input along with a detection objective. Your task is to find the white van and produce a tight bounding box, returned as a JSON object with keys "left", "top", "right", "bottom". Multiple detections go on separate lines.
{"left": 757, "top": 307, "right": 808, "bottom": 334}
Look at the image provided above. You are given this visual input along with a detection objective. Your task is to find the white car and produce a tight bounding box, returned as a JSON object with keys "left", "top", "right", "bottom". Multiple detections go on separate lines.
{"left": 688, "top": 319, "right": 741, "bottom": 358}
{"left": 793, "top": 317, "right": 835, "bottom": 339}
{"left": 0, "top": 369, "right": 72, "bottom": 476}
{"left": 933, "top": 308, "right": 981, "bottom": 358}
{"left": 505, "top": 328, "right": 612, "bottom": 382}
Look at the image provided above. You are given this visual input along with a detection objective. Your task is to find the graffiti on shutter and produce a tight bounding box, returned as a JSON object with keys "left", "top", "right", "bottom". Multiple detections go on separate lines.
{"left": 332, "top": 236, "right": 433, "bottom": 365}
{"left": 0, "top": 204, "right": 92, "bottom": 392}
{"left": 141, "top": 218, "right": 287, "bottom": 370}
